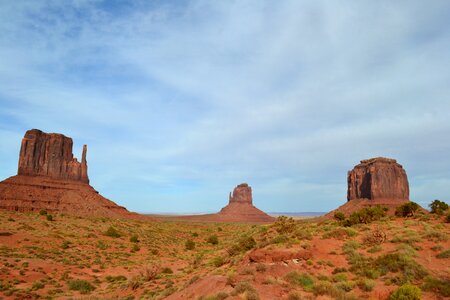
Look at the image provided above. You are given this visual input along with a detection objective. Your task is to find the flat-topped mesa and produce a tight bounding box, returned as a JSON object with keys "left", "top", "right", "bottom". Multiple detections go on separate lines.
{"left": 347, "top": 157, "right": 409, "bottom": 201}
{"left": 18, "top": 129, "right": 89, "bottom": 183}
{"left": 229, "top": 183, "right": 252, "bottom": 204}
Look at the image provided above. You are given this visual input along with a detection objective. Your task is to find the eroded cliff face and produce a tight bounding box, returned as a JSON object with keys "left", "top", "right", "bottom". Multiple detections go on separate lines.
{"left": 347, "top": 157, "right": 409, "bottom": 201}
{"left": 18, "top": 129, "right": 89, "bottom": 183}
{"left": 229, "top": 183, "right": 253, "bottom": 204}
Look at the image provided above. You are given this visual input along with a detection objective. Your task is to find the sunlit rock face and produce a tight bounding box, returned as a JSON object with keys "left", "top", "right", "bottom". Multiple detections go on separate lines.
{"left": 347, "top": 157, "right": 409, "bottom": 201}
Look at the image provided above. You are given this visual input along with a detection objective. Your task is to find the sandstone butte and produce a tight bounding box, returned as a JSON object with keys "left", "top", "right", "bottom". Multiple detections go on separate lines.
{"left": 170, "top": 183, "right": 275, "bottom": 223}
{"left": 326, "top": 157, "right": 411, "bottom": 217}
{"left": 0, "top": 129, "right": 143, "bottom": 219}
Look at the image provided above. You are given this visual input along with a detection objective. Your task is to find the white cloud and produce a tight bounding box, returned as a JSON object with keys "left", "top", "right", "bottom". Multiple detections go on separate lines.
{"left": 1, "top": 1, "right": 449, "bottom": 212}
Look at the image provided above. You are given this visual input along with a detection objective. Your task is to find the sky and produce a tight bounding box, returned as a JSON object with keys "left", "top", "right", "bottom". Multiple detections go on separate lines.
{"left": 1, "top": 1, "right": 450, "bottom": 213}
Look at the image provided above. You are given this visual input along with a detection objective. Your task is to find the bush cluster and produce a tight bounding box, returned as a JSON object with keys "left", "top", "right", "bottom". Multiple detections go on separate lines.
{"left": 395, "top": 202, "right": 420, "bottom": 217}
{"left": 335, "top": 206, "right": 386, "bottom": 226}
{"left": 429, "top": 199, "right": 449, "bottom": 215}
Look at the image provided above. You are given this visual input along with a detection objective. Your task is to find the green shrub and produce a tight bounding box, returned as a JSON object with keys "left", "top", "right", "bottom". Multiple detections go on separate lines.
{"left": 395, "top": 202, "right": 420, "bottom": 217}
{"left": 285, "top": 271, "right": 314, "bottom": 291}
{"left": 39, "top": 210, "right": 47, "bottom": 215}
{"left": 62, "top": 240, "right": 70, "bottom": 249}
{"left": 68, "top": 279, "right": 95, "bottom": 294}
{"left": 231, "top": 281, "right": 259, "bottom": 300}
{"left": 185, "top": 239, "right": 195, "bottom": 250}
{"left": 104, "top": 226, "right": 121, "bottom": 238}
{"left": 273, "top": 216, "right": 297, "bottom": 234}
{"left": 429, "top": 199, "right": 449, "bottom": 214}
{"left": 207, "top": 235, "right": 219, "bottom": 245}
{"left": 436, "top": 249, "right": 450, "bottom": 258}
{"left": 422, "top": 276, "right": 450, "bottom": 297}
{"left": 271, "top": 234, "right": 289, "bottom": 244}
{"left": 343, "top": 206, "right": 387, "bottom": 226}
{"left": 161, "top": 267, "right": 173, "bottom": 274}
{"left": 32, "top": 281, "right": 45, "bottom": 290}
{"left": 334, "top": 211, "right": 345, "bottom": 221}
{"left": 390, "top": 283, "right": 421, "bottom": 300}
{"left": 46, "top": 214, "right": 53, "bottom": 221}
{"left": 105, "top": 275, "right": 127, "bottom": 283}
{"left": 358, "top": 278, "right": 375, "bottom": 291}
{"left": 446, "top": 214, "right": 450, "bottom": 223}
{"left": 131, "top": 244, "right": 140, "bottom": 252}
{"left": 374, "top": 253, "right": 427, "bottom": 281}
{"left": 211, "top": 256, "right": 225, "bottom": 267}
{"left": 130, "top": 235, "right": 139, "bottom": 243}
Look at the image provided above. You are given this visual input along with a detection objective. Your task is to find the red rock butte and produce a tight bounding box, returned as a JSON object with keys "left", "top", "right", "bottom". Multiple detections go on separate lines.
{"left": 0, "top": 129, "right": 142, "bottom": 219}
{"left": 326, "top": 157, "right": 411, "bottom": 217}
{"left": 216, "top": 183, "right": 274, "bottom": 223}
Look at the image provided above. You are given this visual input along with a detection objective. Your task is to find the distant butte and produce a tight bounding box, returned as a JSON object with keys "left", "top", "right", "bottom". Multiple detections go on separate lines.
{"left": 217, "top": 183, "right": 274, "bottom": 222}
{"left": 0, "top": 129, "right": 143, "bottom": 219}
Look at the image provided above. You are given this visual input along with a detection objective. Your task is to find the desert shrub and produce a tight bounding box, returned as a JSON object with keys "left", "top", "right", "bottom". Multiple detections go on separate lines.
{"left": 39, "top": 210, "right": 47, "bottom": 215}
{"left": 161, "top": 267, "right": 173, "bottom": 274}
{"left": 131, "top": 244, "right": 140, "bottom": 252}
{"left": 429, "top": 199, "right": 449, "bottom": 214}
{"left": 104, "top": 226, "right": 121, "bottom": 238}
{"left": 446, "top": 214, "right": 450, "bottom": 223}
{"left": 332, "top": 267, "right": 347, "bottom": 274}
{"left": 61, "top": 240, "right": 70, "bottom": 249}
{"left": 349, "top": 206, "right": 387, "bottom": 224}
{"left": 273, "top": 216, "right": 297, "bottom": 234}
{"left": 368, "top": 245, "right": 383, "bottom": 253}
{"left": 395, "top": 202, "right": 420, "bottom": 217}
{"left": 231, "top": 281, "right": 259, "bottom": 299}
{"left": 358, "top": 278, "right": 375, "bottom": 291}
{"left": 130, "top": 235, "right": 139, "bottom": 243}
{"left": 390, "top": 283, "right": 421, "bottom": 300}
{"left": 139, "top": 265, "right": 159, "bottom": 281}
{"left": 342, "top": 240, "right": 361, "bottom": 254}
{"left": 200, "top": 292, "right": 229, "bottom": 300}
{"left": 68, "top": 279, "right": 95, "bottom": 294}
{"left": 97, "top": 240, "right": 108, "bottom": 250}
{"left": 363, "top": 226, "right": 386, "bottom": 245}
{"left": 255, "top": 263, "right": 267, "bottom": 272}
{"left": 422, "top": 276, "right": 450, "bottom": 297}
{"left": 287, "top": 291, "right": 303, "bottom": 300}
{"left": 312, "top": 281, "right": 352, "bottom": 299}
{"left": 207, "top": 235, "right": 219, "bottom": 245}
{"left": 46, "top": 214, "right": 53, "bottom": 221}
{"left": 32, "top": 281, "right": 45, "bottom": 290}
{"left": 323, "top": 227, "right": 357, "bottom": 240}
{"left": 374, "top": 253, "right": 427, "bottom": 281}
{"left": 334, "top": 211, "right": 346, "bottom": 221}
{"left": 128, "top": 276, "right": 142, "bottom": 290}
{"left": 294, "top": 228, "right": 314, "bottom": 240}
{"left": 185, "top": 239, "right": 195, "bottom": 250}
{"left": 271, "top": 234, "right": 289, "bottom": 244}
{"left": 228, "top": 235, "right": 256, "bottom": 255}
{"left": 105, "top": 275, "right": 127, "bottom": 283}
{"left": 285, "top": 271, "right": 314, "bottom": 291}
{"left": 336, "top": 280, "right": 355, "bottom": 292}
{"left": 211, "top": 256, "right": 225, "bottom": 267}
{"left": 436, "top": 249, "right": 450, "bottom": 258}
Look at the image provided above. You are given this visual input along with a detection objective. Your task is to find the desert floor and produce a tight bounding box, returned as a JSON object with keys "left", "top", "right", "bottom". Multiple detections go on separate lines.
{"left": 0, "top": 210, "right": 449, "bottom": 299}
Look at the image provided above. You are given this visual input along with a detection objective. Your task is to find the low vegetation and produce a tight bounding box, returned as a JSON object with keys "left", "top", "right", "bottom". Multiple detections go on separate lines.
{"left": 0, "top": 199, "right": 448, "bottom": 299}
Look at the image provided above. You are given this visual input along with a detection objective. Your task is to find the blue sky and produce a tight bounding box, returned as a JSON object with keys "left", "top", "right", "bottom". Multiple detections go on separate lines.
{"left": 1, "top": 1, "right": 450, "bottom": 213}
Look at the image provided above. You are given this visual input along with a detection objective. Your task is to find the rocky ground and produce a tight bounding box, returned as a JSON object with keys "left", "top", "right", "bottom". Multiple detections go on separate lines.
{"left": 0, "top": 209, "right": 449, "bottom": 299}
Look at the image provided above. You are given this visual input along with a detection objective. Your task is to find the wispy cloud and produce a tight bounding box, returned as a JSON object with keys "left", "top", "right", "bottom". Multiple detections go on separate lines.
{"left": 1, "top": 0, "right": 450, "bottom": 212}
